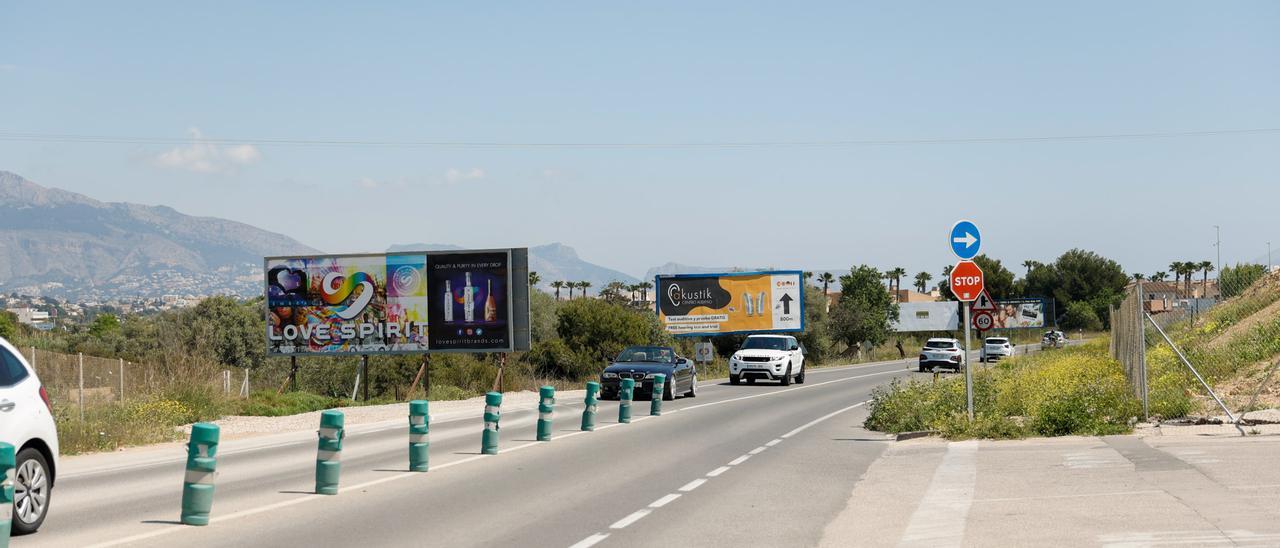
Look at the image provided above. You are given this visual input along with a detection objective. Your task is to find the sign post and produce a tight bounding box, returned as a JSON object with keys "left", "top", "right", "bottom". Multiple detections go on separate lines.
{"left": 949, "top": 221, "right": 985, "bottom": 422}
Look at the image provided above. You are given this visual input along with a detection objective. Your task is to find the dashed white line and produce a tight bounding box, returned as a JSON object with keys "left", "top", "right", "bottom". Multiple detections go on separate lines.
{"left": 610, "top": 509, "right": 652, "bottom": 529}
{"left": 781, "top": 401, "right": 868, "bottom": 438}
{"left": 569, "top": 533, "right": 610, "bottom": 548}
{"left": 728, "top": 455, "right": 751, "bottom": 466}
{"left": 649, "top": 493, "right": 682, "bottom": 508}
{"left": 707, "top": 466, "right": 731, "bottom": 477}
{"left": 766, "top": 438, "right": 782, "bottom": 447}
{"left": 679, "top": 478, "right": 707, "bottom": 492}
{"left": 748, "top": 446, "right": 768, "bottom": 455}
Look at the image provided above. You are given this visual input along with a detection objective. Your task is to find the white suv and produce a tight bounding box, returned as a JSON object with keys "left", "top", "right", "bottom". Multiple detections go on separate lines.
{"left": 728, "top": 335, "right": 806, "bottom": 386}
{"left": 919, "top": 338, "right": 965, "bottom": 372}
{"left": 0, "top": 337, "right": 58, "bottom": 535}
{"left": 979, "top": 337, "right": 1013, "bottom": 363}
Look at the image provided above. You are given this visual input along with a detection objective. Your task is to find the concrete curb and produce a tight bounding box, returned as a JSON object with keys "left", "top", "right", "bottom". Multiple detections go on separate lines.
{"left": 894, "top": 430, "right": 938, "bottom": 441}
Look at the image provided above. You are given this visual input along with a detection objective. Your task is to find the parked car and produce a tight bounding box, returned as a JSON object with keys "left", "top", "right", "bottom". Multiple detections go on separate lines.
{"left": 919, "top": 338, "right": 965, "bottom": 372}
{"left": 0, "top": 336, "right": 58, "bottom": 535}
{"left": 1041, "top": 330, "right": 1066, "bottom": 350}
{"left": 980, "top": 337, "right": 1013, "bottom": 362}
{"left": 728, "top": 334, "right": 806, "bottom": 385}
{"left": 600, "top": 345, "right": 697, "bottom": 401}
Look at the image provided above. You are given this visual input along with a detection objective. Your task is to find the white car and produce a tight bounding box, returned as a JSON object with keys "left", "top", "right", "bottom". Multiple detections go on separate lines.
{"left": 919, "top": 338, "right": 965, "bottom": 372}
{"left": 980, "top": 337, "right": 1013, "bottom": 363}
{"left": 0, "top": 337, "right": 58, "bottom": 535}
{"left": 728, "top": 335, "right": 806, "bottom": 386}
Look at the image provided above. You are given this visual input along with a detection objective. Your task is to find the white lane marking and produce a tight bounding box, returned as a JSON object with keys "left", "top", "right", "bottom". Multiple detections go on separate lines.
{"left": 679, "top": 478, "right": 707, "bottom": 492}
{"left": 766, "top": 438, "right": 782, "bottom": 447}
{"left": 781, "top": 401, "right": 869, "bottom": 438}
{"left": 610, "top": 509, "right": 652, "bottom": 529}
{"left": 898, "top": 440, "right": 979, "bottom": 547}
{"left": 569, "top": 533, "right": 610, "bottom": 548}
{"left": 748, "top": 446, "right": 767, "bottom": 455}
{"left": 649, "top": 493, "right": 681, "bottom": 508}
{"left": 728, "top": 455, "right": 751, "bottom": 466}
{"left": 707, "top": 466, "right": 731, "bottom": 477}
{"left": 680, "top": 370, "right": 897, "bottom": 413}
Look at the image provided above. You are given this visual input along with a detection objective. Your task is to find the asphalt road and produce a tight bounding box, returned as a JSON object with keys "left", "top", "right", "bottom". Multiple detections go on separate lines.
{"left": 17, "top": 350, "right": 1021, "bottom": 548}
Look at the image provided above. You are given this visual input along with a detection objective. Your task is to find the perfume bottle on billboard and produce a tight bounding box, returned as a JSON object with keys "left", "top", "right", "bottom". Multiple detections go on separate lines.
{"left": 760, "top": 291, "right": 768, "bottom": 315}
{"left": 484, "top": 279, "right": 497, "bottom": 322}
{"left": 464, "top": 272, "right": 475, "bottom": 323}
{"left": 443, "top": 280, "right": 454, "bottom": 323}
{"left": 743, "top": 292, "right": 754, "bottom": 317}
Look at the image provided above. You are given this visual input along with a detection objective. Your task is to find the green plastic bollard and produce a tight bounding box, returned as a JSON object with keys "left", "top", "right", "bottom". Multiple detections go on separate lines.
{"left": 619, "top": 378, "right": 635, "bottom": 424}
{"left": 481, "top": 392, "right": 502, "bottom": 455}
{"left": 409, "top": 400, "right": 429, "bottom": 472}
{"left": 581, "top": 381, "right": 600, "bottom": 431}
{"left": 650, "top": 374, "right": 665, "bottom": 416}
{"left": 315, "top": 410, "right": 344, "bottom": 495}
{"left": 1, "top": 442, "right": 14, "bottom": 544}
{"left": 180, "top": 423, "right": 220, "bottom": 526}
{"left": 537, "top": 386, "right": 555, "bottom": 441}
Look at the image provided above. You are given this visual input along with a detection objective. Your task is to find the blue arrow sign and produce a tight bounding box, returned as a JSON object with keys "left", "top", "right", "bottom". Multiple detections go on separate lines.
{"left": 950, "top": 220, "right": 981, "bottom": 260}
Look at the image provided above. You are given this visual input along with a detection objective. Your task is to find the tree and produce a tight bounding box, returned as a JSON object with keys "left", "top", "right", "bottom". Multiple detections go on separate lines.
{"left": 829, "top": 265, "right": 898, "bottom": 358}
{"left": 578, "top": 281, "right": 593, "bottom": 298}
{"left": 551, "top": 280, "right": 566, "bottom": 301}
{"left": 913, "top": 271, "right": 932, "bottom": 294}
{"left": 0, "top": 311, "right": 17, "bottom": 340}
{"left": 888, "top": 267, "right": 907, "bottom": 297}
{"left": 88, "top": 313, "right": 121, "bottom": 337}
{"left": 1151, "top": 271, "right": 1167, "bottom": 282}
{"left": 1061, "top": 301, "right": 1103, "bottom": 331}
{"left": 1024, "top": 249, "right": 1128, "bottom": 328}
{"left": 184, "top": 296, "right": 264, "bottom": 369}
{"left": 1168, "top": 261, "right": 1186, "bottom": 297}
{"left": 639, "top": 281, "right": 653, "bottom": 302}
{"left": 1199, "top": 261, "right": 1214, "bottom": 297}
{"left": 528, "top": 271, "right": 541, "bottom": 288}
{"left": 1022, "top": 260, "right": 1042, "bottom": 276}
{"left": 555, "top": 298, "right": 666, "bottom": 363}
{"left": 938, "top": 264, "right": 955, "bottom": 300}
{"left": 971, "top": 255, "right": 1016, "bottom": 299}
{"left": 1131, "top": 273, "right": 1145, "bottom": 282}
{"left": 818, "top": 272, "right": 836, "bottom": 296}
{"left": 599, "top": 281, "right": 629, "bottom": 304}
{"left": 1220, "top": 263, "right": 1266, "bottom": 298}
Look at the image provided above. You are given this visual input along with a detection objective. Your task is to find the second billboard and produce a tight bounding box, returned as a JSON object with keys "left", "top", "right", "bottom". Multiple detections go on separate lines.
{"left": 657, "top": 271, "right": 804, "bottom": 336}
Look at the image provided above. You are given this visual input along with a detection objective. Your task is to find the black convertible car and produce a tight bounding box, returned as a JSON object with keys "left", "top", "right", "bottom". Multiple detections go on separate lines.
{"left": 599, "top": 346, "right": 698, "bottom": 401}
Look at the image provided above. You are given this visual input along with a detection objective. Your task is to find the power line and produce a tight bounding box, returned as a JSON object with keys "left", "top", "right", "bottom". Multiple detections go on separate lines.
{"left": 0, "top": 127, "right": 1276, "bottom": 149}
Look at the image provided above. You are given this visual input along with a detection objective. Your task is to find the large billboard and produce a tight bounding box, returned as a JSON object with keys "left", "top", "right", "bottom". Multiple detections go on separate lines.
{"left": 657, "top": 271, "right": 804, "bottom": 336}
{"left": 992, "top": 298, "right": 1046, "bottom": 329}
{"left": 266, "top": 249, "right": 530, "bottom": 355}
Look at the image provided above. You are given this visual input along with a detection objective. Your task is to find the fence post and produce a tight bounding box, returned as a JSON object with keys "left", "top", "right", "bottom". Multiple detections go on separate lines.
{"left": 78, "top": 352, "right": 84, "bottom": 421}
{"left": 119, "top": 358, "right": 125, "bottom": 403}
{"left": 222, "top": 371, "right": 230, "bottom": 394}
{"left": 240, "top": 369, "right": 249, "bottom": 398}
{"left": 1145, "top": 313, "right": 1244, "bottom": 435}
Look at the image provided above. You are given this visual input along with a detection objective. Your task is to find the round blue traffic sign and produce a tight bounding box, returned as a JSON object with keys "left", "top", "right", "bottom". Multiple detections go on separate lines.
{"left": 950, "top": 220, "right": 981, "bottom": 260}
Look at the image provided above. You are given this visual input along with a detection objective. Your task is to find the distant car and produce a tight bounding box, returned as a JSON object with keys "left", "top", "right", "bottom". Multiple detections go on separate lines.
{"left": 728, "top": 334, "right": 806, "bottom": 385}
{"left": 0, "top": 337, "right": 58, "bottom": 535}
{"left": 600, "top": 346, "right": 697, "bottom": 401}
{"left": 1041, "top": 330, "right": 1066, "bottom": 350}
{"left": 980, "top": 337, "right": 1013, "bottom": 362}
{"left": 919, "top": 338, "right": 965, "bottom": 372}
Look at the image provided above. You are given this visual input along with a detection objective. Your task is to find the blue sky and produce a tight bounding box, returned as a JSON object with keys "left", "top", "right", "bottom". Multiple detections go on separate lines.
{"left": 2, "top": 2, "right": 1278, "bottom": 279}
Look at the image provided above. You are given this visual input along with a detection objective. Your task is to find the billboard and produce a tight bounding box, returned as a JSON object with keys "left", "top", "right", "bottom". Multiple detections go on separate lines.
{"left": 656, "top": 271, "right": 804, "bottom": 336}
{"left": 992, "top": 298, "right": 1046, "bottom": 329}
{"left": 266, "top": 249, "right": 531, "bottom": 355}
{"left": 266, "top": 253, "right": 429, "bottom": 355}
{"left": 892, "top": 302, "right": 961, "bottom": 332}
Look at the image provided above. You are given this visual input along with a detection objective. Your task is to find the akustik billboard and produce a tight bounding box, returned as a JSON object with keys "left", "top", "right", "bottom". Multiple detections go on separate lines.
{"left": 266, "top": 249, "right": 530, "bottom": 355}
{"left": 656, "top": 271, "right": 804, "bottom": 336}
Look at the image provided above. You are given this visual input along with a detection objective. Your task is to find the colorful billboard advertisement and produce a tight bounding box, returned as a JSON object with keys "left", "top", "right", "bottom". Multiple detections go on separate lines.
{"left": 993, "top": 298, "right": 1046, "bottom": 329}
{"left": 266, "top": 253, "right": 429, "bottom": 355}
{"left": 656, "top": 271, "right": 804, "bottom": 336}
{"left": 426, "top": 250, "right": 514, "bottom": 352}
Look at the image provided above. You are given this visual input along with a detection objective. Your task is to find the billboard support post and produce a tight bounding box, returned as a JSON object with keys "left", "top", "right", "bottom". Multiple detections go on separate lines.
{"left": 361, "top": 355, "right": 369, "bottom": 402}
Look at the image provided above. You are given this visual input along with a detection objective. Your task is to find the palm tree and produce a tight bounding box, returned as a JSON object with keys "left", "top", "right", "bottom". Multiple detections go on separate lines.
{"left": 889, "top": 267, "right": 907, "bottom": 296}
{"left": 939, "top": 265, "right": 954, "bottom": 294}
{"left": 578, "top": 281, "right": 592, "bottom": 298}
{"left": 1169, "top": 261, "right": 1186, "bottom": 297}
{"left": 1022, "top": 260, "right": 1039, "bottom": 276}
{"left": 1132, "top": 273, "right": 1145, "bottom": 282}
{"left": 914, "top": 271, "right": 932, "bottom": 293}
{"left": 551, "top": 280, "right": 566, "bottom": 300}
{"left": 1151, "top": 271, "right": 1167, "bottom": 282}
{"left": 626, "top": 283, "right": 639, "bottom": 302}
{"left": 818, "top": 272, "right": 835, "bottom": 296}
{"left": 1199, "top": 260, "right": 1214, "bottom": 297}
{"left": 639, "top": 281, "right": 653, "bottom": 302}
{"left": 528, "top": 271, "right": 541, "bottom": 288}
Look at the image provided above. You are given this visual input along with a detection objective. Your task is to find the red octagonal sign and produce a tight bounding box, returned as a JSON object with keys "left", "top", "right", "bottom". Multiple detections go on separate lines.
{"left": 950, "top": 260, "right": 985, "bottom": 302}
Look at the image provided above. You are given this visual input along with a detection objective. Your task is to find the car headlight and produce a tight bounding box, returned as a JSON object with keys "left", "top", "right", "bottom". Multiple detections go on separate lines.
{"left": 644, "top": 372, "right": 658, "bottom": 379}
{"left": 603, "top": 372, "right": 618, "bottom": 379}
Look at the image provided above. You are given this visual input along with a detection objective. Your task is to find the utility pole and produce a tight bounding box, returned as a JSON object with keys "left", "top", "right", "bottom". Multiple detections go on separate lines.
{"left": 1214, "top": 225, "right": 1221, "bottom": 282}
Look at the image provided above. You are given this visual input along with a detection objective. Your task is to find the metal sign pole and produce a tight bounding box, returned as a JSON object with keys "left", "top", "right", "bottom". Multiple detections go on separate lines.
{"left": 964, "top": 305, "right": 974, "bottom": 421}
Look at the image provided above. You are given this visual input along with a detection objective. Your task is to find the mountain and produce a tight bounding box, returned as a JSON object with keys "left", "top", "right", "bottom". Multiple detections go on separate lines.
{"left": 0, "top": 171, "right": 319, "bottom": 300}
{"left": 387, "top": 242, "right": 638, "bottom": 295}
{"left": 643, "top": 262, "right": 772, "bottom": 281}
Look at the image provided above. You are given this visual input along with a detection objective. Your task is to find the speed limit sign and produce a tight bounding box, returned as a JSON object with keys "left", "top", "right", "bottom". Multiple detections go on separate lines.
{"left": 973, "top": 311, "right": 994, "bottom": 331}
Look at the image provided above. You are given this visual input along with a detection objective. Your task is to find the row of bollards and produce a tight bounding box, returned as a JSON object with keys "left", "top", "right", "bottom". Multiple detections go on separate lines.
{"left": 174, "top": 375, "right": 669, "bottom": 527}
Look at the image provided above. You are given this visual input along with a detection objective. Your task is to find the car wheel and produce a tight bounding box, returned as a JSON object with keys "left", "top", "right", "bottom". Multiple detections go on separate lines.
{"left": 780, "top": 364, "right": 792, "bottom": 386}
{"left": 663, "top": 378, "right": 675, "bottom": 401}
{"left": 12, "top": 447, "right": 52, "bottom": 535}
{"left": 795, "top": 366, "right": 805, "bottom": 384}
{"left": 685, "top": 373, "right": 697, "bottom": 397}
{"left": 729, "top": 374, "right": 740, "bottom": 385}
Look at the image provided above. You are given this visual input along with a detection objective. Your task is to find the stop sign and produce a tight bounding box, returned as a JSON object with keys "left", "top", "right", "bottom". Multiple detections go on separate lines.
{"left": 950, "top": 260, "right": 984, "bottom": 302}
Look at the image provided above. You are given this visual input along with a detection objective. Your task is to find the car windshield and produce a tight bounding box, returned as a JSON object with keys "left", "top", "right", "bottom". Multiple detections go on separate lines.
{"left": 925, "top": 340, "right": 955, "bottom": 349}
{"left": 986, "top": 338, "right": 1009, "bottom": 344}
{"left": 742, "top": 337, "right": 788, "bottom": 350}
{"left": 615, "top": 346, "right": 674, "bottom": 363}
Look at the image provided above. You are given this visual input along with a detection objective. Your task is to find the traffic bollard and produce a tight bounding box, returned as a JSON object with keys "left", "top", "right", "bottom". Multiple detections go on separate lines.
{"left": 619, "top": 378, "right": 635, "bottom": 424}
{"left": 650, "top": 374, "right": 665, "bottom": 416}
{"left": 409, "top": 400, "right": 429, "bottom": 472}
{"left": 315, "top": 410, "right": 344, "bottom": 495}
{"left": 1, "top": 442, "right": 14, "bottom": 544}
{"left": 581, "top": 381, "right": 600, "bottom": 431}
{"left": 537, "top": 386, "right": 555, "bottom": 441}
{"left": 180, "top": 423, "right": 220, "bottom": 526}
{"left": 482, "top": 392, "right": 502, "bottom": 455}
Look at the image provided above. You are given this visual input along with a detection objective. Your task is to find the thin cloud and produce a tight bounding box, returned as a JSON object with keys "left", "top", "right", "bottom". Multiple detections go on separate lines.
{"left": 445, "top": 167, "right": 485, "bottom": 184}
{"left": 152, "top": 128, "right": 262, "bottom": 174}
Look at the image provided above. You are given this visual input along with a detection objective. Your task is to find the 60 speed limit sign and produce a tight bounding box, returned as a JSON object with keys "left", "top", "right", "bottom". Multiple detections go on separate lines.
{"left": 972, "top": 311, "right": 994, "bottom": 331}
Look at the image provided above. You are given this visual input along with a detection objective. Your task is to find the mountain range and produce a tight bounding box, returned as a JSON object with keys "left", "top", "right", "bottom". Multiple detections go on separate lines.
{"left": 390, "top": 242, "right": 639, "bottom": 294}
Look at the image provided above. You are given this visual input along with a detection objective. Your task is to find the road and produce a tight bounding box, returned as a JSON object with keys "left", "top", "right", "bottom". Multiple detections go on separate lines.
{"left": 18, "top": 353, "right": 957, "bottom": 548}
